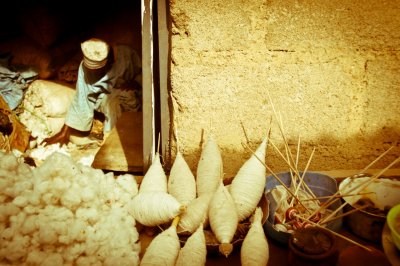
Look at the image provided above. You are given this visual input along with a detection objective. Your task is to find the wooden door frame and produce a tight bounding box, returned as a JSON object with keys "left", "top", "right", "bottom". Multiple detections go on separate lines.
{"left": 142, "top": 0, "right": 156, "bottom": 171}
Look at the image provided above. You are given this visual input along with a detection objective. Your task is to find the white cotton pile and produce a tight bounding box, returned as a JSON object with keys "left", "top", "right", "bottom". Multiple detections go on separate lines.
{"left": 28, "top": 143, "right": 100, "bottom": 168}
{"left": 0, "top": 150, "right": 140, "bottom": 265}
{"left": 29, "top": 143, "right": 71, "bottom": 164}
{"left": 18, "top": 80, "right": 75, "bottom": 143}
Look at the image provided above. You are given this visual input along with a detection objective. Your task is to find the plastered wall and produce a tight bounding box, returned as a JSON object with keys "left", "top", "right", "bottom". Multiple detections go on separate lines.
{"left": 167, "top": 0, "right": 400, "bottom": 176}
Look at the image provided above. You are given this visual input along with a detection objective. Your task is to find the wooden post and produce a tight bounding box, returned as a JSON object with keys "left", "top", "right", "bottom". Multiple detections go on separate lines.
{"left": 142, "top": 0, "right": 156, "bottom": 172}
{"left": 157, "top": 0, "right": 170, "bottom": 167}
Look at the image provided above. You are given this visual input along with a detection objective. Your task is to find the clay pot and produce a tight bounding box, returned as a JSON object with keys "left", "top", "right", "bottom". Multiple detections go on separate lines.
{"left": 288, "top": 227, "right": 338, "bottom": 266}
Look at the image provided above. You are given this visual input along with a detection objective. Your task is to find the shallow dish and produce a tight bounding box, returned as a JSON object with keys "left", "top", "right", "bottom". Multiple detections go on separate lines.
{"left": 339, "top": 176, "right": 400, "bottom": 242}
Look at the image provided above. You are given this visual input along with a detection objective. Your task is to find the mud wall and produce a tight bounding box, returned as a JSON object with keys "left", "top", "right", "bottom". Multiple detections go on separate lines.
{"left": 168, "top": 0, "right": 400, "bottom": 176}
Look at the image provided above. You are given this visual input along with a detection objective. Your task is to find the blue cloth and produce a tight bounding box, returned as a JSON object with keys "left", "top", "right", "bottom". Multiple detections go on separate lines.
{"left": 0, "top": 59, "right": 38, "bottom": 110}
{"left": 65, "top": 45, "right": 141, "bottom": 133}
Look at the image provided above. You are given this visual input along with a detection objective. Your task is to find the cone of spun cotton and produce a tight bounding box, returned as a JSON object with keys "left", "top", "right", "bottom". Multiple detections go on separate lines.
{"left": 175, "top": 224, "right": 207, "bottom": 266}
{"left": 230, "top": 138, "right": 267, "bottom": 221}
{"left": 140, "top": 216, "right": 181, "bottom": 266}
{"left": 178, "top": 193, "right": 212, "bottom": 234}
{"left": 129, "top": 192, "right": 185, "bottom": 227}
{"left": 240, "top": 207, "right": 269, "bottom": 266}
{"left": 196, "top": 136, "right": 224, "bottom": 197}
{"left": 139, "top": 153, "right": 168, "bottom": 193}
{"left": 168, "top": 151, "right": 196, "bottom": 206}
{"left": 208, "top": 181, "right": 238, "bottom": 257}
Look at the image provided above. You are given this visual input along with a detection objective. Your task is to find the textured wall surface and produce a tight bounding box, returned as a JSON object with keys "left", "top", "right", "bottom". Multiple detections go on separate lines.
{"left": 168, "top": 0, "right": 400, "bottom": 176}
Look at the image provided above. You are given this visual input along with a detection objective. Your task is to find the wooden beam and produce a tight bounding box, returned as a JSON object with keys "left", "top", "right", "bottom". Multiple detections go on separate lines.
{"left": 142, "top": 0, "right": 155, "bottom": 172}
{"left": 157, "top": 0, "right": 170, "bottom": 167}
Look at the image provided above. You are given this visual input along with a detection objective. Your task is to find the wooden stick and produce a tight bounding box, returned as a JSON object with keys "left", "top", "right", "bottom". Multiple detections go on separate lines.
{"left": 157, "top": 132, "right": 161, "bottom": 154}
{"left": 278, "top": 113, "right": 296, "bottom": 187}
{"left": 279, "top": 112, "right": 297, "bottom": 172}
{"left": 301, "top": 192, "right": 374, "bottom": 201}
{"left": 269, "top": 140, "right": 299, "bottom": 175}
{"left": 240, "top": 121, "right": 250, "bottom": 145}
{"left": 290, "top": 147, "right": 316, "bottom": 206}
{"left": 269, "top": 140, "right": 316, "bottom": 200}
{"left": 320, "top": 205, "right": 369, "bottom": 225}
{"left": 267, "top": 117, "right": 273, "bottom": 138}
{"left": 291, "top": 135, "right": 301, "bottom": 197}
{"left": 172, "top": 215, "right": 180, "bottom": 227}
{"left": 295, "top": 135, "right": 301, "bottom": 170}
{"left": 361, "top": 146, "right": 394, "bottom": 173}
{"left": 173, "top": 123, "right": 180, "bottom": 154}
{"left": 298, "top": 147, "right": 317, "bottom": 198}
{"left": 267, "top": 92, "right": 298, "bottom": 176}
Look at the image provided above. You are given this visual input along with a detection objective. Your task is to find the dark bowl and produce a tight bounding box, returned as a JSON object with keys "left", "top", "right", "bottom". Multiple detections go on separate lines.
{"left": 264, "top": 171, "right": 343, "bottom": 245}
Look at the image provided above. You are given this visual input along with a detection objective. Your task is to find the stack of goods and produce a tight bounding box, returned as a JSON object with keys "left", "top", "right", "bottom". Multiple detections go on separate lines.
{"left": 135, "top": 136, "right": 270, "bottom": 266}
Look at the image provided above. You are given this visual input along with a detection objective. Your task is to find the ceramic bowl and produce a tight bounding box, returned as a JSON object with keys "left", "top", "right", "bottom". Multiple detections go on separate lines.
{"left": 387, "top": 203, "right": 400, "bottom": 250}
{"left": 264, "top": 171, "right": 342, "bottom": 245}
{"left": 339, "top": 176, "right": 400, "bottom": 242}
